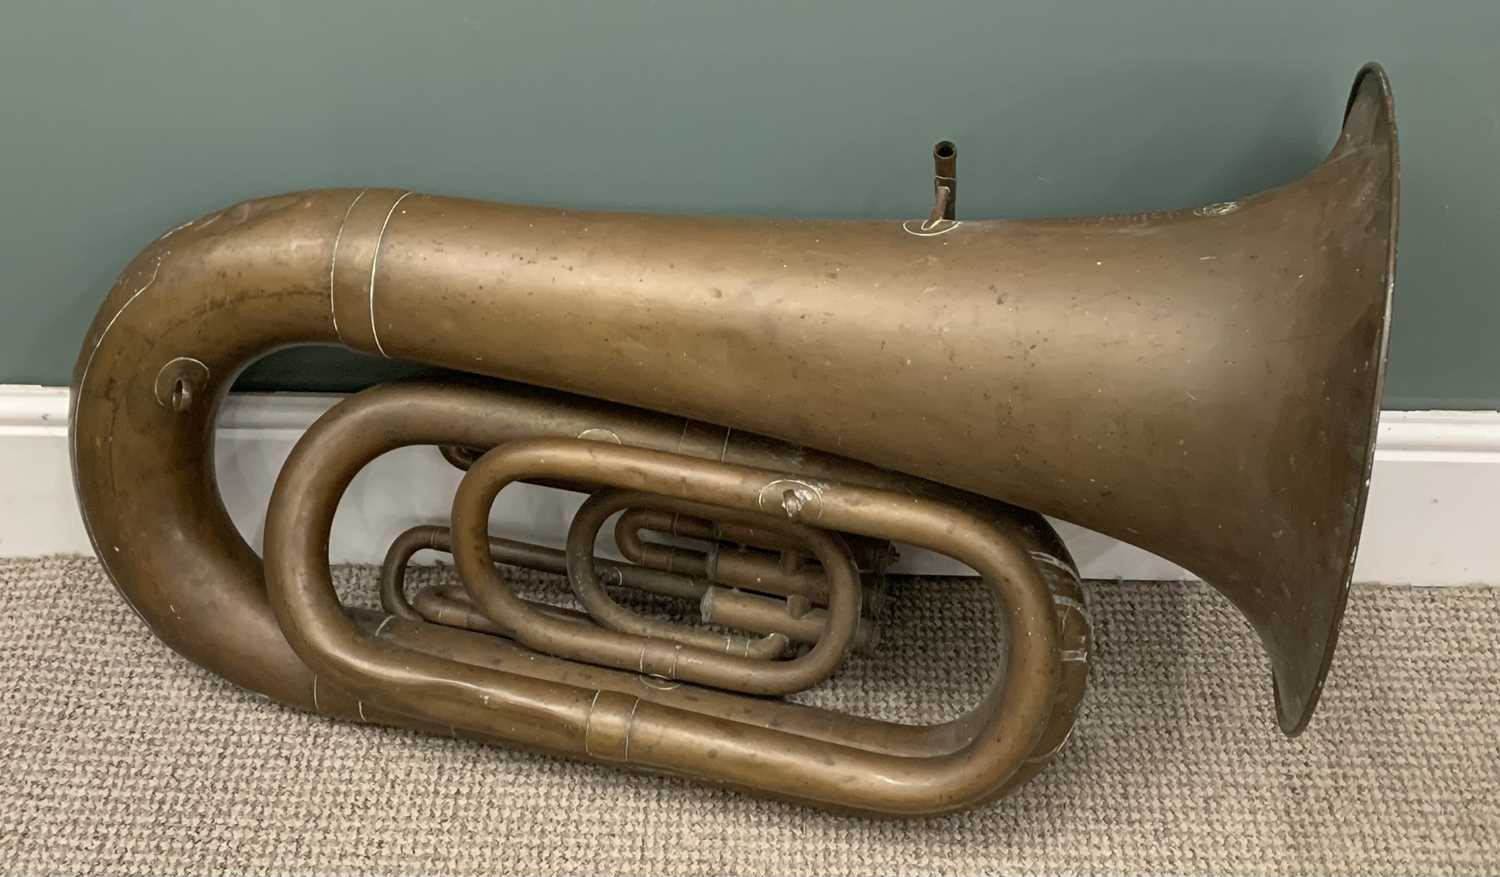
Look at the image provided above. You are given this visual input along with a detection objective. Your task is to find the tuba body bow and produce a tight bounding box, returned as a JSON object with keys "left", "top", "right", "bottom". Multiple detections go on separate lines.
{"left": 70, "top": 66, "right": 1397, "bottom": 815}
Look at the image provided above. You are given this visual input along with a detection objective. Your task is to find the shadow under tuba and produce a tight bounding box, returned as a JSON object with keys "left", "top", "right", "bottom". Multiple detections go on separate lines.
{"left": 69, "top": 65, "right": 1397, "bottom": 815}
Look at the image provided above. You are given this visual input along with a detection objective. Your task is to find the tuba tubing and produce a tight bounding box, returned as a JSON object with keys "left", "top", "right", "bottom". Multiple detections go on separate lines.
{"left": 261, "top": 392, "right": 1067, "bottom": 813}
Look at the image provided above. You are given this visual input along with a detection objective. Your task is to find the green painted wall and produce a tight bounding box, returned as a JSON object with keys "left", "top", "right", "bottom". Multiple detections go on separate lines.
{"left": 3, "top": 2, "right": 1496, "bottom": 408}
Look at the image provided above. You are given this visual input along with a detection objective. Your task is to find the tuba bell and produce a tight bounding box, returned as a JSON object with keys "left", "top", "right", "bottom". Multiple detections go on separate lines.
{"left": 69, "top": 65, "right": 1397, "bottom": 816}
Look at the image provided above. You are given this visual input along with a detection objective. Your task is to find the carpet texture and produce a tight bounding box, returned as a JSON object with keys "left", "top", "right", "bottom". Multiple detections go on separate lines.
{"left": 1, "top": 556, "right": 1495, "bottom": 876}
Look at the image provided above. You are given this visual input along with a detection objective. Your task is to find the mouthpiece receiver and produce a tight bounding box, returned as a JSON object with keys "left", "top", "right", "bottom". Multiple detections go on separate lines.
{"left": 931, "top": 139, "right": 957, "bottom": 222}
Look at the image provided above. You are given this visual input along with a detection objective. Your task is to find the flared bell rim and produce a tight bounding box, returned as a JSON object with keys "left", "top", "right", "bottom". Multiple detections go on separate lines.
{"left": 1273, "top": 63, "right": 1400, "bottom": 736}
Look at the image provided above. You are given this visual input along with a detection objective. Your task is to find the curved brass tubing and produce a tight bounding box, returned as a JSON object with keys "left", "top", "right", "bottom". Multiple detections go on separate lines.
{"left": 451, "top": 477, "right": 860, "bottom": 695}
{"left": 263, "top": 385, "right": 1079, "bottom": 814}
{"left": 612, "top": 507, "right": 895, "bottom": 611}
{"left": 380, "top": 520, "right": 878, "bottom": 655}
{"left": 381, "top": 537, "right": 1090, "bottom": 775}
{"left": 605, "top": 506, "right": 886, "bottom": 652}
{"left": 562, "top": 489, "right": 833, "bottom": 665}
{"left": 381, "top": 524, "right": 704, "bottom": 611}
{"left": 612, "top": 508, "right": 826, "bottom": 603}
{"left": 435, "top": 444, "right": 894, "bottom": 635}
{"left": 435, "top": 452, "right": 895, "bottom": 613}
{"left": 378, "top": 523, "right": 788, "bottom": 658}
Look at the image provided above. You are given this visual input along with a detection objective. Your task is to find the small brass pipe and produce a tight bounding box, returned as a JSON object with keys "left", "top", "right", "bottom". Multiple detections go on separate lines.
{"left": 700, "top": 585, "right": 880, "bottom": 654}
{"left": 614, "top": 508, "right": 893, "bottom": 614}
{"left": 379, "top": 524, "right": 705, "bottom": 615}
{"left": 379, "top": 524, "right": 786, "bottom": 658}
{"left": 410, "top": 584, "right": 597, "bottom": 634}
{"left": 932, "top": 139, "right": 957, "bottom": 222}
{"left": 563, "top": 488, "right": 799, "bottom": 661}
{"left": 614, "top": 510, "right": 831, "bottom": 601}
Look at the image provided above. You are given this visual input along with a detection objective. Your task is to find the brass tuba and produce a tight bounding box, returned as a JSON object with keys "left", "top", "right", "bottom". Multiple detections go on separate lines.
{"left": 70, "top": 65, "right": 1397, "bottom": 816}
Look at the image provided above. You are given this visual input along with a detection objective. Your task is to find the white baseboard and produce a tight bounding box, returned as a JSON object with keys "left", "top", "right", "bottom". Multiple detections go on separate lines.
{"left": 4, "top": 385, "right": 1497, "bottom": 585}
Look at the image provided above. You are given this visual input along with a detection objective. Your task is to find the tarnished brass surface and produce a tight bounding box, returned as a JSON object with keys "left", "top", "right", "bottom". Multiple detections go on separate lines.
{"left": 70, "top": 66, "right": 1395, "bottom": 814}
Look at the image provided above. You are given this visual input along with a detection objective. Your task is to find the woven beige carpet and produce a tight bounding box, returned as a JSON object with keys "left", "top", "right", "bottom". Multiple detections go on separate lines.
{"left": 1, "top": 556, "right": 1495, "bottom": 875}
